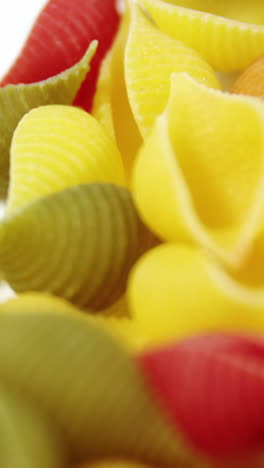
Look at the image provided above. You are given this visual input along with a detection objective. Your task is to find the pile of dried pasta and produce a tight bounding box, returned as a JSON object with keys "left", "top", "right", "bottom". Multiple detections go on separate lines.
{"left": 2, "top": 0, "right": 264, "bottom": 467}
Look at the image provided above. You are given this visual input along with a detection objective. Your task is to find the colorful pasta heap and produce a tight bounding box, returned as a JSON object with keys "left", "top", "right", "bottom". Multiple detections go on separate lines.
{"left": 2, "top": 0, "right": 264, "bottom": 467}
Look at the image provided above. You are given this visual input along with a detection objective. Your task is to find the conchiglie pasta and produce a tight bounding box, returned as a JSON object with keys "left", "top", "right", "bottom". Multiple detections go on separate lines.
{"left": 93, "top": 8, "right": 142, "bottom": 177}
{"left": 0, "top": 308, "right": 195, "bottom": 465}
{"left": 140, "top": 0, "right": 264, "bottom": 72}
{"left": 125, "top": 1, "right": 220, "bottom": 137}
{"left": 0, "top": 184, "right": 156, "bottom": 310}
{"left": 161, "top": 0, "right": 264, "bottom": 25}
{"left": 7, "top": 105, "right": 126, "bottom": 213}
{"left": 133, "top": 73, "right": 264, "bottom": 268}
{"left": 0, "top": 0, "right": 120, "bottom": 112}
{"left": 0, "top": 42, "right": 97, "bottom": 196}
{"left": 139, "top": 334, "right": 264, "bottom": 461}
{"left": 128, "top": 242, "right": 264, "bottom": 345}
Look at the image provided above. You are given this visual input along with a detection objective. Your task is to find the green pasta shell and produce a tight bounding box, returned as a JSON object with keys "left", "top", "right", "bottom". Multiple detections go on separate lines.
{"left": 0, "top": 183, "right": 155, "bottom": 310}
{"left": 0, "top": 385, "right": 65, "bottom": 468}
{"left": 0, "top": 41, "right": 97, "bottom": 196}
{"left": 0, "top": 308, "right": 197, "bottom": 466}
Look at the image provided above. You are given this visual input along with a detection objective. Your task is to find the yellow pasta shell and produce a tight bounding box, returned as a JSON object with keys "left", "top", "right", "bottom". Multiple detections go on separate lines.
{"left": 162, "top": 0, "right": 264, "bottom": 25}
{"left": 128, "top": 243, "right": 264, "bottom": 345}
{"left": 93, "top": 9, "right": 142, "bottom": 177}
{"left": 140, "top": 0, "right": 264, "bottom": 72}
{"left": 133, "top": 72, "right": 264, "bottom": 267}
{"left": 125, "top": 1, "right": 219, "bottom": 137}
{"left": 0, "top": 42, "right": 97, "bottom": 196}
{"left": 0, "top": 184, "right": 156, "bottom": 310}
{"left": 7, "top": 105, "right": 126, "bottom": 213}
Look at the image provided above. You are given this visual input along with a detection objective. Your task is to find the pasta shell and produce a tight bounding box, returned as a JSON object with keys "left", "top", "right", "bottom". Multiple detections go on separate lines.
{"left": 0, "top": 184, "right": 155, "bottom": 310}
{"left": 125, "top": 1, "right": 220, "bottom": 137}
{"left": 93, "top": 9, "right": 142, "bottom": 177}
{"left": 0, "top": 42, "right": 97, "bottom": 196}
{"left": 7, "top": 105, "right": 126, "bottom": 213}
{"left": 128, "top": 243, "right": 264, "bottom": 345}
{"left": 132, "top": 73, "right": 264, "bottom": 267}
{"left": 0, "top": 307, "right": 197, "bottom": 466}
{"left": 0, "top": 0, "right": 120, "bottom": 111}
{"left": 160, "top": 0, "right": 264, "bottom": 25}
{"left": 0, "top": 385, "right": 65, "bottom": 468}
{"left": 139, "top": 334, "right": 264, "bottom": 459}
{"left": 140, "top": 0, "right": 264, "bottom": 72}
{"left": 232, "top": 55, "right": 264, "bottom": 98}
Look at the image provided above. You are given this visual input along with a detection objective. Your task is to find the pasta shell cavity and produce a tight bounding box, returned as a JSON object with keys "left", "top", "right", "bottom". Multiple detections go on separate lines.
{"left": 7, "top": 105, "right": 126, "bottom": 213}
{"left": 0, "top": 42, "right": 97, "bottom": 196}
{"left": 139, "top": 0, "right": 264, "bottom": 72}
{"left": 133, "top": 73, "right": 264, "bottom": 267}
{"left": 125, "top": 0, "right": 219, "bottom": 138}
{"left": 0, "top": 184, "right": 155, "bottom": 310}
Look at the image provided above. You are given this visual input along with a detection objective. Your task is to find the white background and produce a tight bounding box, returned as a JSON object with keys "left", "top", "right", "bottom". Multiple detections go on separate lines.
{"left": 0, "top": 0, "right": 47, "bottom": 79}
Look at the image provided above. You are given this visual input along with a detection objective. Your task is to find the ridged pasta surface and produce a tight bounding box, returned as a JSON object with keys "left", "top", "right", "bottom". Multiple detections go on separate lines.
{"left": 140, "top": 0, "right": 264, "bottom": 72}
{"left": 0, "top": 0, "right": 120, "bottom": 111}
{"left": 125, "top": 1, "right": 219, "bottom": 137}
{"left": 7, "top": 105, "right": 125, "bottom": 213}
{"left": 0, "top": 184, "right": 155, "bottom": 310}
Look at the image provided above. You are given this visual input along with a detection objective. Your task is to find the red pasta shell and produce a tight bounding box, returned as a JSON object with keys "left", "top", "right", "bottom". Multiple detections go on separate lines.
{"left": 138, "top": 334, "right": 264, "bottom": 461}
{"left": 0, "top": 0, "right": 120, "bottom": 110}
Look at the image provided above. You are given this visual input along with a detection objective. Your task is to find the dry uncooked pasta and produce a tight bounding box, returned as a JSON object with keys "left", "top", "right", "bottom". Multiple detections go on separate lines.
{"left": 0, "top": 42, "right": 97, "bottom": 195}
{"left": 7, "top": 104, "right": 125, "bottom": 212}
{"left": 0, "top": 0, "right": 120, "bottom": 111}
{"left": 1, "top": 0, "right": 264, "bottom": 467}
{"left": 0, "top": 183, "right": 156, "bottom": 310}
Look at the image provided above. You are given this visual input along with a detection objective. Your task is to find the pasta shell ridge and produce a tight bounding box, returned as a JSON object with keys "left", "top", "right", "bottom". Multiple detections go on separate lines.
{"left": 0, "top": 184, "right": 156, "bottom": 310}
{"left": 139, "top": 0, "right": 264, "bottom": 72}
